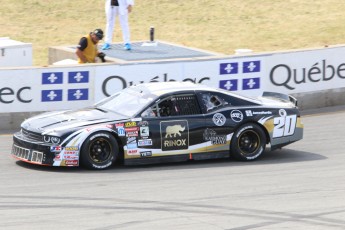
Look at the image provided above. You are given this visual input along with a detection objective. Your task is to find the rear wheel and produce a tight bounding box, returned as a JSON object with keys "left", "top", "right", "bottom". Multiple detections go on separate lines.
{"left": 80, "top": 132, "right": 118, "bottom": 169}
{"left": 230, "top": 123, "right": 266, "bottom": 161}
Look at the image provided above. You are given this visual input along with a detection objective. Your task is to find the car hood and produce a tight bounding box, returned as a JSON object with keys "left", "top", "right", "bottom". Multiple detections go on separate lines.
{"left": 21, "top": 108, "right": 129, "bottom": 134}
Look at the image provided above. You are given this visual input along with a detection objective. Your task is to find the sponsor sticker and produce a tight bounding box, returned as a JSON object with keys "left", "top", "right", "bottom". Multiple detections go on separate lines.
{"left": 231, "top": 110, "right": 243, "bottom": 122}
{"left": 64, "top": 155, "right": 78, "bottom": 160}
{"left": 203, "top": 129, "right": 226, "bottom": 145}
{"left": 138, "top": 121, "right": 149, "bottom": 126}
{"left": 63, "top": 151, "right": 78, "bottom": 155}
{"left": 246, "top": 110, "right": 273, "bottom": 116}
{"left": 256, "top": 111, "right": 272, "bottom": 115}
{"left": 125, "top": 127, "right": 139, "bottom": 132}
{"left": 127, "top": 149, "right": 139, "bottom": 155}
{"left": 245, "top": 110, "right": 253, "bottom": 116}
{"left": 212, "top": 113, "right": 226, "bottom": 126}
{"left": 138, "top": 139, "right": 153, "bottom": 146}
{"left": 64, "top": 146, "right": 79, "bottom": 151}
{"left": 140, "top": 126, "right": 150, "bottom": 137}
{"left": 115, "top": 123, "right": 124, "bottom": 128}
{"left": 127, "top": 136, "right": 137, "bottom": 149}
{"left": 65, "top": 160, "right": 78, "bottom": 165}
{"left": 160, "top": 120, "right": 189, "bottom": 151}
{"left": 125, "top": 121, "right": 137, "bottom": 127}
{"left": 117, "top": 127, "right": 125, "bottom": 136}
{"left": 127, "top": 136, "right": 136, "bottom": 142}
{"left": 51, "top": 146, "right": 62, "bottom": 152}
{"left": 127, "top": 142, "right": 138, "bottom": 149}
{"left": 105, "top": 124, "right": 113, "bottom": 129}
{"left": 126, "top": 131, "right": 139, "bottom": 137}
{"left": 140, "top": 151, "right": 152, "bottom": 157}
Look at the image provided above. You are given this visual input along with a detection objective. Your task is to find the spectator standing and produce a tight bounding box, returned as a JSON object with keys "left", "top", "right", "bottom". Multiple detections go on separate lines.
{"left": 76, "top": 29, "right": 106, "bottom": 64}
{"left": 102, "top": 0, "right": 134, "bottom": 51}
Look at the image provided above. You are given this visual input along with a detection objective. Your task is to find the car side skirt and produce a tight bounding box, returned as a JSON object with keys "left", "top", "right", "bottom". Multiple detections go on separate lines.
{"left": 124, "top": 151, "right": 230, "bottom": 166}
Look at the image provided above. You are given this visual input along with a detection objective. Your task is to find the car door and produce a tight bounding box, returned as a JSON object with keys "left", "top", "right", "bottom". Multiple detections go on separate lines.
{"left": 139, "top": 92, "right": 207, "bottom": 161}
{"left": 196, "top": 91, "right": 238, "bottom": 154}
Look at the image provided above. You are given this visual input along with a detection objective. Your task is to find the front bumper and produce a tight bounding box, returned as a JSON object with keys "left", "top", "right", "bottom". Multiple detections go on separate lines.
{"left": 12, "top": 131, "right": 55, "bottom": 166}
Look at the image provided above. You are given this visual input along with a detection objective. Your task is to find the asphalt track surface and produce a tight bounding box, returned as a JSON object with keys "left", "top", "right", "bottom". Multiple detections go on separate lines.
{"left": 1, "top": 107, "right": 345, "bottom": 230}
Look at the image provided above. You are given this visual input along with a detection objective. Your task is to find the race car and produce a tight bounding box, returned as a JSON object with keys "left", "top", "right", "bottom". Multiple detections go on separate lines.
{"left": 12, "top": 81, "right": 303, "bottom": 170}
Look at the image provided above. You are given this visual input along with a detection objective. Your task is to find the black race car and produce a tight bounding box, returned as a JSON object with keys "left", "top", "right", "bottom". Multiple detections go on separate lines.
{"left": 12, "top": 82, "right": 303, "bottom": 170}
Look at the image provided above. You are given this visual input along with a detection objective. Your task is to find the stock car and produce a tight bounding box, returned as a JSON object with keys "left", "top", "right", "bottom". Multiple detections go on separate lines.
{"left": 12, "top": 81, "right": 303, "bottom": 170}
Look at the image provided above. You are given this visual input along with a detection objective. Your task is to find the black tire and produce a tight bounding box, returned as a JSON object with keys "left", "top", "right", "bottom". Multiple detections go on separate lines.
{"left": 230, "top": 123, "right": 267, "bottom": 161}
{"left": 80, "top": 132, "right": 118, "bottom": 170}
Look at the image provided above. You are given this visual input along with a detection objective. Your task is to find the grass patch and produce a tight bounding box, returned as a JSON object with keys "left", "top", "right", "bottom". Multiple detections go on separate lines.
{"left": 1, "top": 0, "right": 345, "bottom": 66}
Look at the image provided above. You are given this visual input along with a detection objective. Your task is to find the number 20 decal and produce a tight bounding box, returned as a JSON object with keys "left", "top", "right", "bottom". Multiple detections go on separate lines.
{"left": 273, "top": 112, "right": 297, "bottom": 138}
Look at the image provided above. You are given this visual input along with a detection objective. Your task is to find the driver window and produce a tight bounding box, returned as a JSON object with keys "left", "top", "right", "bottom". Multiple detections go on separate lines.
{"left": 158, "top": 98, "right": 174, "bottom": 117}
{"left": 201, "top": 93, "right": 228, "bottom": 111}
{"left": 141, "top": 106, "right": 157, "bottom": 117}
{"left": 142, "top": 94, "right": 201, "bottom": 118}
{"left": 157, "top": 94, "right": 201, "bottom": 117}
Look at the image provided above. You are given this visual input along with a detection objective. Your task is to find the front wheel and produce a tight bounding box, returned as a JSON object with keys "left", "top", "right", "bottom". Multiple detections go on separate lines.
{"left": 230, "top": 123, "right": 267, "bottom": 161}
{"left": 80, "top": 132, "right": 118, "bottom": 170}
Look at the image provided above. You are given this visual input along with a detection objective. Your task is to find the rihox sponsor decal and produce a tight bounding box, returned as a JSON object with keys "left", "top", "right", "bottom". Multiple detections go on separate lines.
{"left": 160, "top": 120, "right": 189, "bottom": 151}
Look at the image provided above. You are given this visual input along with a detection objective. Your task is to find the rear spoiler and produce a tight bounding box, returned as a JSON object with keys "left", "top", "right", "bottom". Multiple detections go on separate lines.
{"left": 262, "top": 91, "right": 298, "bottom": 107}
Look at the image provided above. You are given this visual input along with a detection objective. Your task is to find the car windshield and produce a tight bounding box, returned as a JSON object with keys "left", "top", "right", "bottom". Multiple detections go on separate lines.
{"left": 94, "top": 88, "right": 156, "bottom": 117}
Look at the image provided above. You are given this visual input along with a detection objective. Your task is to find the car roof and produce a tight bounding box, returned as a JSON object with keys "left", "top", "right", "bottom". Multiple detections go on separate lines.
{"left": 128, "top": 81, "right": 220, "bottom": 97}
{"left": 127, "top": 82, "right": 261, "bottom": 104}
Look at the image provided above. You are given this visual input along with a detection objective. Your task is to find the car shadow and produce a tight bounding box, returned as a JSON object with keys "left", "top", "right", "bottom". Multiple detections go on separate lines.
{"left": 15, "top": 161, "right": 85, "bottom": 173}
{"left": 110, "top": 148, "right": 327, "bottom": 173}
{"left": 14, "top": 148, "right": 326, "bottom": 173}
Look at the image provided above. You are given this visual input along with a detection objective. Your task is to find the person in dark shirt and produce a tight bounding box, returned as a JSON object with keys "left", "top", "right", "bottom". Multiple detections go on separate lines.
{"left": 76, "top": 29, "right": 106, "bottom": 64}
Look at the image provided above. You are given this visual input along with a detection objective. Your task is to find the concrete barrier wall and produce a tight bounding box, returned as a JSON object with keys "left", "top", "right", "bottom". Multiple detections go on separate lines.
{"left": 2, "top": 43, "right": 345, "bottom": 130}
{"left": 292, "top": 87, "right": 345, "bottom": 110}
{"left": 48, "top": 46, "right": 78, "bottom": 65}
{"left": 2, "top": 87, "right": 344, "bottom": 131}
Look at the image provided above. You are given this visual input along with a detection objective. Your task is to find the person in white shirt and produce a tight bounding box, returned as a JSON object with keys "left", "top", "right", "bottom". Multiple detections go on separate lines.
{"left": 102, "top": 0, "right": 134, "bottom": 51}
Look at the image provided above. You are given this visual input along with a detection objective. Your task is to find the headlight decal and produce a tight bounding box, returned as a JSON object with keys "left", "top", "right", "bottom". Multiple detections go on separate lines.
{"left": 43, "top": 135, "right": 61, "bottom": 144}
